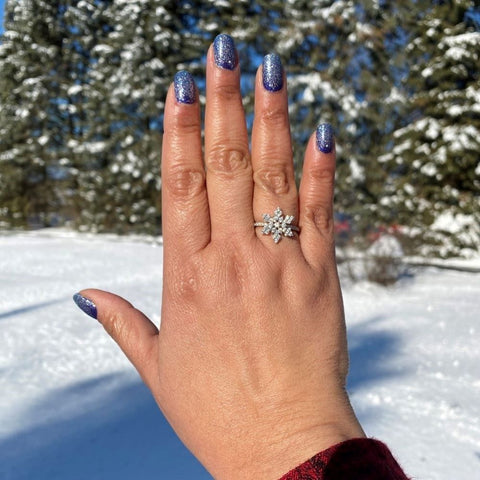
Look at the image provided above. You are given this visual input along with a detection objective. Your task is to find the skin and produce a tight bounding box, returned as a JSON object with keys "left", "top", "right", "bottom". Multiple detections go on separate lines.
{"left": 80, "top": 42, "right": 365, "bottom": 479}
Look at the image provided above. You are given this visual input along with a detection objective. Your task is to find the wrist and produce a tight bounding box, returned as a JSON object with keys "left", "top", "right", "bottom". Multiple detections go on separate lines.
{"left": 207, "top": 392, "right": 365, "bottom": 480}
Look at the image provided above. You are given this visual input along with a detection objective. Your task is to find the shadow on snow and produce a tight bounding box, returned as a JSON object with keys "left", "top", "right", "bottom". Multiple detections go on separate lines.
{"left": 0, "top": 374, "right": 212, "bottom": 480}
{"left": 347, "top": 315, "right": 410, "bottom": 392}
{"left": 0, "top": 297, "right": 67, "bottom": 321}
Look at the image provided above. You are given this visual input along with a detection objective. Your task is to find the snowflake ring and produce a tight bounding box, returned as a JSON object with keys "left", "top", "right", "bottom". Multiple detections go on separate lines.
{"left": 254, "top": 207, "right": 300, "bottom": 244}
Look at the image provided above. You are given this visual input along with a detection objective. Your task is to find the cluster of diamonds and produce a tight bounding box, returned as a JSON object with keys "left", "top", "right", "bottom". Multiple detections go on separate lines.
{"left": 261, "top": 207, "right": 296, "bottom": 243}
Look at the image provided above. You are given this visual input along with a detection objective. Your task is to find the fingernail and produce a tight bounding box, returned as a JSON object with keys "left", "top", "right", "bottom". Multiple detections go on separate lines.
{"left": 174, "top": 70, "right": 196, "bottom": 104}
{"left": 213, "top": 34, "right": 237, "bottom": 70}
{"left": 316, "top": 123, "right": 335, "bottom": 153}
{"left": 262, "top": 53, "right": 283, "bottom": 92}
{"left": 73, "top": 293, "right": 97, "bottom": 320}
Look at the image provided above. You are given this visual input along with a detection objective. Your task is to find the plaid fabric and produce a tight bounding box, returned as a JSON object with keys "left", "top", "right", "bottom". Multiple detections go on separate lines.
{"left": 279, "top": 438, "right": 410, "bottom": 480}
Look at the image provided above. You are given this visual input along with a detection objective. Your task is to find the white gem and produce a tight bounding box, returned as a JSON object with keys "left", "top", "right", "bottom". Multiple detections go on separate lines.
{"left": 259, "top": 207, "right": 297, "bottom": 243}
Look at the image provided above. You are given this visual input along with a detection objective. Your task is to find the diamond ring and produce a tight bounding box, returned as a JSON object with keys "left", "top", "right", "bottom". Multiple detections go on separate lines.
{"left": 254, "top": 207, "right": 300, "bottom": 244}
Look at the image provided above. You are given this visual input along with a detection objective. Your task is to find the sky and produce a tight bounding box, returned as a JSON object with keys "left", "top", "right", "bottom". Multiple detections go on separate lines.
{"left": 0, "top": 0, "right": 4, "bottom": 33}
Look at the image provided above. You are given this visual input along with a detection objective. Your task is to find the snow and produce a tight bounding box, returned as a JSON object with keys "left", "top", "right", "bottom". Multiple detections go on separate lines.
{"left": 91, "top": 44, "right": 115, "bottom": 56}
{"left": 425, "top": 120, "right": 440, "bottom": 140}
{"left": 466, "top": 84, "right": 480, "bottom": 104}
{"left": 67, "top": 85, "right": 83, "bottom": 96}
{"left": 403, "top": 183, "right": 415, "bottom": 196}
{"left": 385, "top": 86, "right": 406, "bottom": 104}
{"left": 367, "top": 234, "right": 404, "bottom": 258}
{"left": 15, "top": 107, "right": 29, "bottom": 119}
{"left": 444, "top": 46, "right": 470, "bottom": 62}
{"left": 420, "top": 162, "right": 437, "bottom": 177}
{"left": 349, "top": 157, "right": 364, "bottom": 182}
{"left": 1, "top": 231, "right": 479, "bottom": 479}
{"left": 345, "top": 270, "right": 480, "bottom": 479}
{"left": 422, "top": 66, "right": 433, "bottom": 78}
{"left": 443, "top": 125, "right": 480, "bottom": 151}
{"left": 291, "top": 72, "right": 362, "bottom": 117}
{"left": 431, "top": 211, "right": 480, "bottom": 246}
{"left": 433, "top": 146, "right": 447, "bottom": 163}
{"left": 441, "top": 32, "right": 480, "bottom": 48}
{"left": 80, "top": 141, "right": 108, "bottom": 154}
{"left": 439, "top": 32, "right": 480, "bottom": 62}
{"left": 37, "top": 135, "right": 49, "bottom": 146}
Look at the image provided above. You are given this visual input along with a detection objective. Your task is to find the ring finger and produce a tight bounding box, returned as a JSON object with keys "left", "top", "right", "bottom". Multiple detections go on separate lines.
{"left": 252, "top": 54, "right": 299, "bottom": 247}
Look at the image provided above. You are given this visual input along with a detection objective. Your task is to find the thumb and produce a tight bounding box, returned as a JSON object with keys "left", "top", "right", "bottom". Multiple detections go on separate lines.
{"left": 73, "top": 289, "right": 160, "bottom": 392}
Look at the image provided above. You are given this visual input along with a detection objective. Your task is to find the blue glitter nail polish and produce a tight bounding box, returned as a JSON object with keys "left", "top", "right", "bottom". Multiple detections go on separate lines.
{"left": 174, "top": 70, "right": 196, "bottom": 104}
{"left": 213, "top": 34, "right": 237, "bottom": 70}
{"left": 73, "top": 293, "right": 98, "bottom": 320}
{"left": 316, "top": 123, "right": 335, "bottom": 153}
{"left": 262, "top": 53, "right": 283, "bottom": 92}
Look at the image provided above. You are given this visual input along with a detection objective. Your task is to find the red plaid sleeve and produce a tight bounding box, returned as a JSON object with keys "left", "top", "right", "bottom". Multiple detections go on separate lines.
{"left": 279, "top": 438, "right": 410, "bottom": 480}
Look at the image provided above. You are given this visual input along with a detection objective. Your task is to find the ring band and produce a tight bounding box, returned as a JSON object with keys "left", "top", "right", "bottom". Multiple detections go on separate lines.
{"left": 254, "top": 207, "right": 300, "bottom": 244}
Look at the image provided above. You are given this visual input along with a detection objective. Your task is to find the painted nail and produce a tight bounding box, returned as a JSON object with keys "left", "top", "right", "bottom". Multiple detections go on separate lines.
{"left": 174, "top": 70, "right": 196, "bottom": 104}
{"left": 73, "top": 293, "right": 97, "bottom": 320}
{"left": 316, "top": 123, "right": 335, "bottom": 153}
{"left": 262, "top": 53, "right": 283, "bottom": 92}
{"left": 213, "top": 34, "right": 237, "bottom": 70}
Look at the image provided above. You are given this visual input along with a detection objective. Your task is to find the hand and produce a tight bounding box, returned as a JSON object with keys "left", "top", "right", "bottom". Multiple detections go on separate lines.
{"left": 76, "top": 34, "right": 364, "bottom": 480}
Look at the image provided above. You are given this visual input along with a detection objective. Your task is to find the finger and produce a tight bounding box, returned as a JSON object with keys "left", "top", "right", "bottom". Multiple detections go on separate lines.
{"left": 252, "top": 54, "right": 299, "bottom": 247}
{"left": 204, "top": 34, "right": 253, "bottom": 240}
{"left": 162, "top": 71, "right": 210, "bottom": 257}
{"left": 73, "top": 289, "right": 160, "bottom": 394}
{"left": 298, "top": 124, "right": 337, "bottom": 268}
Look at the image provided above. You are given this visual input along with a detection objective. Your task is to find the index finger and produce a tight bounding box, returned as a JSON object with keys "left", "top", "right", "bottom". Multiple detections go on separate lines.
{"left": 162, "top": 71, "right": 210, "bottom": 258}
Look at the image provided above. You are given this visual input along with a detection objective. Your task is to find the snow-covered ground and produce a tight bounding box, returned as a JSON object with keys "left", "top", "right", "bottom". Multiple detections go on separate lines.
{"left": 0, "top": 231, "right": 479, "bottom": 479}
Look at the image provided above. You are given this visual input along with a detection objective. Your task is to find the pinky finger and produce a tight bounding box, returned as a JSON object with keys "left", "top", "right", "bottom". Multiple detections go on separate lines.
{"left": 298, "top": 124, "right": 337, "bottom": 269}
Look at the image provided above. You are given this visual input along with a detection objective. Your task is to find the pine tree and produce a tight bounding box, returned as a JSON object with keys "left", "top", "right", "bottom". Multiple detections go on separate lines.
{"left": 1, "top": 0, "right": 477, "bottom": 255}
{"left": 273, "top": 0, "right": 420, "bottom": 238}
{"left": 69, "top": 0, "right": 204, "bottom": 234}
{"left": 0, "top": 0, "right": 206, "bottom": 234}
{"left": 0, "top": 0, "right": 66, "bottom": 228}
{"left": 379, "top": 0, "right": 480, "bottom": 256}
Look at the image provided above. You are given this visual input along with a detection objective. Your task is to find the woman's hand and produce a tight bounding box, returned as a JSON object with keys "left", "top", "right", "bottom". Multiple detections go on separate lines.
{"left": 76, "top": 34, "right": 364, "bottom": 480}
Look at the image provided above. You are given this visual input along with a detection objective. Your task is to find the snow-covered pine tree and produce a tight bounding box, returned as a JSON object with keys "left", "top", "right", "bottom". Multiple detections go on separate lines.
{"left": 277, "top": 0, "right": 364, "bottom": 187}
{"left": 276, "top": 0, "right": 418, "bottom": 238}
{"left": 379, "top": 0, "right": 480, "bottom": 256}
{"left": 69, "top": 0, "right": 202, "bottom": 234}
{"left": 0, "top": 0, "right": 66, "bottom": 228}
{"left": 57, "top": 1, "right": 112, "bottom": 228}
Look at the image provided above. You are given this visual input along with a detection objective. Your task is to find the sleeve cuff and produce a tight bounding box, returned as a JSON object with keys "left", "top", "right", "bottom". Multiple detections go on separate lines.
{"left": 279, "top": 438, "right": 410, "bottom": 480}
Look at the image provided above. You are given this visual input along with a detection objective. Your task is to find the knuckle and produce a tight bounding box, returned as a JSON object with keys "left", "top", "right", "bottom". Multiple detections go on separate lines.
{"left": 259, "top": 106, "right": 289, "bottom": 129}
{"left": 176, "top": 275, "right": 200, "bottom": 301}
{"left": 254, "top": 165, "right": 292, "bottom": 195}
{"left": 169, "top": 264, "right": 202, "bottom": 303}
{"left": 172, "top": 115, "right": 201, "bottom": 136}
{"left": 165, "top": 110, "right": 200, "bottom": 136}
{"left": 309, "top": 165, "right": 335, "bottom": 188}
{"left": 165, "top": 165, "right": 205, "bottom": 199}
{"left": 303, "top": 204, "right": 334, "bottom": 236}
{"left": 207, "top": 147, "right": 251, "bottom": 178}
{"left": 214, "top": 82, "right": 240, "bottom": 102}
{"left": 105, "top": 310, "right": 130, "bottom": 341}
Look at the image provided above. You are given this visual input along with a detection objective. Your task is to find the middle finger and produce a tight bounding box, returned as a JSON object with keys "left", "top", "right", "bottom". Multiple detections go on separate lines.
{"left": 205, "top": 34, "right": 254, "bottom": 241}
